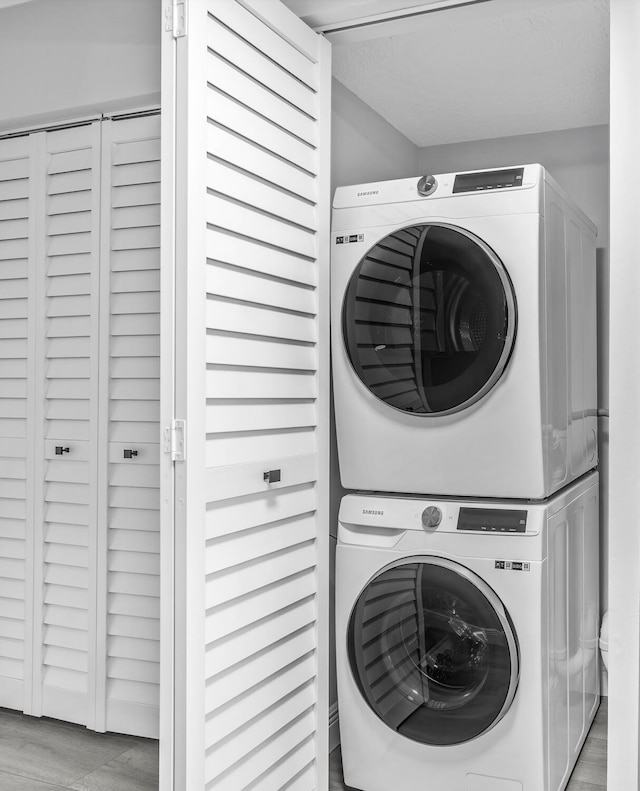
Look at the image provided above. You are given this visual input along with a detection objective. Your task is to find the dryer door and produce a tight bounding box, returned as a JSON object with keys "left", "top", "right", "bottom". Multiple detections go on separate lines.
{"left": 342, "top": 223, "right": 516, "bottom": 415}
{"left": 348, "top": 556, "right": 519, "bottom": 745}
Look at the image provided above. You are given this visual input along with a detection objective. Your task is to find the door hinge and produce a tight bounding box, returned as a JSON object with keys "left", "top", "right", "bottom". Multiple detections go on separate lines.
{"left": 164, "top": 419, "right": 186, "bottom": 462}
{"left": 165, "top": 1, "right": 186, "bottom": 38}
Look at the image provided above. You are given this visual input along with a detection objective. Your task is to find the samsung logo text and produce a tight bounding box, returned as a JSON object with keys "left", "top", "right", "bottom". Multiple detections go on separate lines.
{"left": 362, "top": 509, "right": 384, "bottom": 516}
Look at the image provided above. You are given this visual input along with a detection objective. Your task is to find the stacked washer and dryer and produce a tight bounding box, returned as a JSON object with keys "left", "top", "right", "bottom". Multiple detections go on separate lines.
{"left": 331, "top": 164, "right": 600, "bottom": 791}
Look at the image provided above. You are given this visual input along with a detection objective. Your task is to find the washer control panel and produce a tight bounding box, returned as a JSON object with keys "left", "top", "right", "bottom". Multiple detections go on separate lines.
{"left": 338, "top": 494, "right": 541, "bottom": 538}
{"left": 457, "top": 507, "right": 528, "bottom": 533}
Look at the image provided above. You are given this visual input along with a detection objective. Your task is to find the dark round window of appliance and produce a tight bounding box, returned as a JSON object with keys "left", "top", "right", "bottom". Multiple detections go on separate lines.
{"left": 342, "top": 224, "right": 516, "bottom": 415}
{"left": 347, "top": 558, "right": 519, "bottom": 745}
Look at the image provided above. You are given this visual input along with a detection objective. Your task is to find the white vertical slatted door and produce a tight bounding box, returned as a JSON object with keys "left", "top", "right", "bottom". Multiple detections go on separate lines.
{"left": 0, "top": 134, "right": 34, "bottom": 712}
{"left": 169, "top": 2, "right": 331, "bottom": 789}
{"left": 102, "top": 114, "right": 161, "bottom": 738}
{"left": 34, "top": 123, "right": 102, "bottom": 726}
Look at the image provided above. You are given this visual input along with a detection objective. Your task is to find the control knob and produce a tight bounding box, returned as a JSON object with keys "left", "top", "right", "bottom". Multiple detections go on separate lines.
{"left": 417, "top": 174, "right": 437, "bottom": 196}
{"left": 421, "top": 505, "right": 442, "bottom": 529}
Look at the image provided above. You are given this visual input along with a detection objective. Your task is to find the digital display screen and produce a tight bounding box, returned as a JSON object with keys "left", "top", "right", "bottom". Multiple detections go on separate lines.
{"left": 453, "top": 168, "right": 525, "bottom": 193}
{"left": 457, "top": 508, "right": 528, "bottom": 533}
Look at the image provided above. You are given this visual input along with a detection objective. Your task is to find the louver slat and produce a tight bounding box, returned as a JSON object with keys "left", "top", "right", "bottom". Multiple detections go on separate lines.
{"left": 206, "top": 14, "right": 316, "bottom": 119}
{"left": 207, "top": 54, "right": 317, "bottom": 147}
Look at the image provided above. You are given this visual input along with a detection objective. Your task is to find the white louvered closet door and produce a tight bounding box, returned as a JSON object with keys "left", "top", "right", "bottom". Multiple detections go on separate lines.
{"left": 34, "top": 123, "right": 102, "bottom": 726}
{"left": 0, "top": 118, "right": 161, "bottom": 737}
{"left": 0, "top": 125, "right": 102, "bottom": 725}
{"left": 0, "top": 135, "right": 35, "bottom": 713}
{"left": 99, "top": 114, "right": 161, "bottom": 738}
{"left": 163, "top": 2, "right": 331, "bottom": 789}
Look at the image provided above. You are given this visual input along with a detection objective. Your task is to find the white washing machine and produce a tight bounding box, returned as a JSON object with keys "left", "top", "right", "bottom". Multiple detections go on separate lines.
{"left": 331, "top": 164, "right": 598, "bottom": 499}
{"left": 336, "top": 472, "right": 599, "bottom": 791}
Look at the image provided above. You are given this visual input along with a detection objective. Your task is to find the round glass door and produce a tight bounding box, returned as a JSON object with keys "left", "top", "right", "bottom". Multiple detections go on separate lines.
{"left": 342, "top": 223, "right": 516, "bottom": 415}
{"left": 348, "top": 557, "right": 519, "bottom": 745}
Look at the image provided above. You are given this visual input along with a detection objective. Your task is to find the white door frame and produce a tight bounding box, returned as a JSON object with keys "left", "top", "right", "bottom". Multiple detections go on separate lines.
{"left": 608, "top": 1, "right": 640, "bottom": 788}
{"left": 159, "top": 10, "right": 177, "bottom": 789}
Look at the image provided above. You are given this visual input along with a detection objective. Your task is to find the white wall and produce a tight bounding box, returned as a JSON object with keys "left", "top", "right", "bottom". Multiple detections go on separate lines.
{"left": 329, "top": 79, "right": 419, "bottom": 746}
{"left": 417, "top": 126, "right": 610, "bottom": 617}
{"left": 608, "top": 0, "right": 640, "bottom": 783}
{"left": 0, "top": 0, "right": 160, "bottom": 132}
{"left": 332, "top": 78, "right": 420, "bottom": 191}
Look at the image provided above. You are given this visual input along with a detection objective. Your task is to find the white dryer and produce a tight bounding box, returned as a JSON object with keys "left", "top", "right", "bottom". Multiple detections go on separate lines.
{"left": 336, "top": 472, "right": 600, "bottom": 791}
{"left": 331, "top": 164, "right": 598, "bottom": 499}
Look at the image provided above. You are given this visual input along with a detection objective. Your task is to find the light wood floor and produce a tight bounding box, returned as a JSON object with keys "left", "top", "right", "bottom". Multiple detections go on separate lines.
{"left": 330, "top": 697, "right": 608, "bottom": 791}
{"left": 0, "top": 708, "right": 158, "bottom": 790}
{"left": 0, "top": 697, "right": 606, "bottom": 791}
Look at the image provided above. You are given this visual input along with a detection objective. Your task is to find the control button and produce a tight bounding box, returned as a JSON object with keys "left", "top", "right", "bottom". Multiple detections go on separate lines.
{"left": 421, "top": 506, "right": 442, "bottom": 529}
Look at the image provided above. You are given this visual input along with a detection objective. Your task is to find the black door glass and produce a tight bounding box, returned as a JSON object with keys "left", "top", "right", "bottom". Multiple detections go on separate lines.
{"left": 342, "top": 224, "right": 516, "bottom": 415}
{"left": 348, "top": 560, "right": 518, "bottom": 745}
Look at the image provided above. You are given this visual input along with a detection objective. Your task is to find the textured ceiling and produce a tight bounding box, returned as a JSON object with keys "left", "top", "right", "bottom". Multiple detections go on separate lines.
{"left": 280, "top": 0, "right": 485, "bottom": 31}
{"left": 285, "top": 0, "right": 609, "bottom": 147}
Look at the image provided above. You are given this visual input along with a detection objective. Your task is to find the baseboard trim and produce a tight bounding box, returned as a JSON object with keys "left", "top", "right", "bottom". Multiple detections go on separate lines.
{"left": 0, "top": 677, "right": 24, "bottom": 712}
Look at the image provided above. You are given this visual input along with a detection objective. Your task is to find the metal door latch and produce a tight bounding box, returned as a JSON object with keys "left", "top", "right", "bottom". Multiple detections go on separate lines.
{"left": 123, "top": 449, "right": 138, "bottom": 459}
{"left": 263, "top": 469, "right": 281, "bottom": 484}
{"left": 55, "top": 446, "right": 70, "bottom": 455}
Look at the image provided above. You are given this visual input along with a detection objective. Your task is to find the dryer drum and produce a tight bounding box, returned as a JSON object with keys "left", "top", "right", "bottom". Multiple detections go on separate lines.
{"left": 342, "top": 223, "right": 517, "bottom": 416}
{"left": 441, "top": 275, "right": 488, "bottom": 353}
{"left": 347, "top": 557, "right": 519, "bottom": 746}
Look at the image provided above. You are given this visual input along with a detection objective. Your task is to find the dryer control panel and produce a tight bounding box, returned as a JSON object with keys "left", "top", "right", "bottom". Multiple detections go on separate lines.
{"left": 457, "top": 507, "right": 528, "bottom": 533}
{"left": 331, "top": 163, "right": 541, "bottom": 210}
{"left": 453, "top": 167, "right": 524, "bottom": 193}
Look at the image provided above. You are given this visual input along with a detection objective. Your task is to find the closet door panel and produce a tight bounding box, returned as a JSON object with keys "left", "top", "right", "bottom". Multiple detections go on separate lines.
{"left": 0, "top": 135, "right": 33, "bottom": 711}
{"left": 36, "top": 123, "right": 101, "bottom": 727}
{"left": 168, "top": 2, "right": 330, "bottom": 787}
{"left": 100, "top": 114, "right": 161, "bottom": 738}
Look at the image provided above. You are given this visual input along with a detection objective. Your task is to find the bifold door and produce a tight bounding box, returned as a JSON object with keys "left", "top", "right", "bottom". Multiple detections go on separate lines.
{"left": 34, "top": 122, "right": 103, "bottom": 728}
{"left": 0, "top": 123, "right": 103, "bottom": 724}
{"left": 161, "top": 1, "right": 331, "bottom": 789}
{"left": 99, "top": 114, "right": 162, "bottom": 738}
{"left": 0, "top": 114, "right": 161, "bottom": 738}
{"left": 0, "top": 131, "right": 36, "bottom": 714}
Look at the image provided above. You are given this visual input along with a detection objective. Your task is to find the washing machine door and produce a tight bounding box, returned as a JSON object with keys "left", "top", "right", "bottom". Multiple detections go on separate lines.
{"left": 348, "top": 556, "right": 519, "bottom": 745}
{"left": 342, "top": 223, "right": 516, "bottom": 415}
